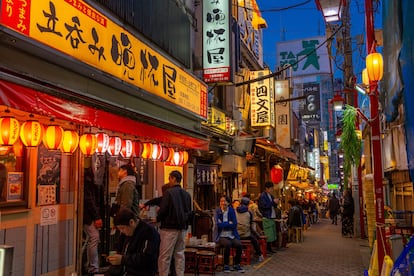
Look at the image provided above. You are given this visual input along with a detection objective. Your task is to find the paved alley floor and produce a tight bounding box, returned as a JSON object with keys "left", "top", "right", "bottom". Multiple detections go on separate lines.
{"left": 195, "top": 218, "right": 372, "bottom": 276}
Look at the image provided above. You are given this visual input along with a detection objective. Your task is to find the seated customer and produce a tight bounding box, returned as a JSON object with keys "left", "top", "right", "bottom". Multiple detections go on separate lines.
{"left": 106, "top": 208, "right": 160, "bottom": 276}
{"left": 213, "top": 196, "right": 245, "bottom": 273}
{"left": 235, "top": 197, "right": 264, "bottom": 262}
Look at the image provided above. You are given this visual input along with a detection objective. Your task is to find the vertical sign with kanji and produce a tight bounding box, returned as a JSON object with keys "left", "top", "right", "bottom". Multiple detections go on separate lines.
{"left": 202, "top": 0, "right": 231, "bottom": 83}
{"left": 250, "top": 70, "right": 274, "bottom": 128}
{"left": 275, "top": 80, "right": 291, "bottom": 148}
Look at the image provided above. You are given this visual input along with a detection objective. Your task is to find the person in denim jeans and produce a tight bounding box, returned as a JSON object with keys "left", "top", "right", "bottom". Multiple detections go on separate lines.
{"left": 213, "top": 196, "right": 245, "bottom": 273}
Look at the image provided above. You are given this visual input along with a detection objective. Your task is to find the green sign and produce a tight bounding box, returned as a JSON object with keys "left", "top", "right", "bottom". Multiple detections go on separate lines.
{"left": 328, "top": 183, "right": 339, "bottom": 189}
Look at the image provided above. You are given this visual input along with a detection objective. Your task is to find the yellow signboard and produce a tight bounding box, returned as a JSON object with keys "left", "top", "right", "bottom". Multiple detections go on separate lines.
{"left": 1, "top": 0, "right": 207, "bottom": 118}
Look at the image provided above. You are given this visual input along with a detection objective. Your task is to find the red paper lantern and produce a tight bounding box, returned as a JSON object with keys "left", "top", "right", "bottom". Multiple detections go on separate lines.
{"left": 270, "top": 165, "right": 283, "bottom": 184}
{"left": 20, "top": 120, "right": 43, "bottom": 147}
{"left": 182, "top": 151, "right": 189, "bottom": 165}
{"left": 151, "top": 143, "right": 163, "bottom": 160}
{"left": 173, "top": 151, "right": 184, "bottom": 166}
{"left": 107, "top": 136, "right": 122, "bottom": 156}
{"left": 95, "top": 132, "right": 109, "bottom": 154}
{"left": 141, "top": 143, "right": 152, "bottom": 159}
{"left": 120, "top": 139, "right": 133, "bottom": 158}
{"left": 133, "top": 141, "right": 143, "bottom": 157}
{"left": 61, "top": 130, "right": 79, "bottom": 154}
{"left": 160, "top": 147, "right": 170, "bottom": 162}
{"left": 79, "top": 133, "right": 98, "bottom": 156}
{"left": 165, "top": 147, "right": 175, "bottom": 163}
{"left": 0, "top": 116, "right": 20, "bottom": 146}
{"left": 43, "top": 125, "right": 64, "bottom": 150}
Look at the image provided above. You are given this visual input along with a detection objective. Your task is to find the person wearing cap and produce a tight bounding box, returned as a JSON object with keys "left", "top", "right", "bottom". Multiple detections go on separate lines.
{"left": 236, "top": 197, "right": 264, "bottom": 262}
{"left": 106, "top": 208, "right": 160, "bottom": 276}
{"left": 157, "top": 170, "right": 193, "bottom": 276}
{"left": 258, "top": 181, "right": 278, "bottom": 253}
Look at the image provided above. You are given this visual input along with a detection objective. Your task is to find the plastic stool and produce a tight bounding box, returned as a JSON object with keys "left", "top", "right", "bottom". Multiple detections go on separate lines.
{"left": 240, "top": 240, "right": 253, "bottom": 265}
{"left": 196, "top": 250, "right": 216, "bottom": 275}
{"left": 258, "top": 236, "right": 267, "bottom": 258}
{"left": 184, "top": 248, "right": 198, "bottom": 273}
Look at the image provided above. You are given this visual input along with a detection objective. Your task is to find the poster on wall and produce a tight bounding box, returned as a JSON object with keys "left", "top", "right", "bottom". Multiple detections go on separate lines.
{"left": 6, "top": 172, "right": 23, "bottom": 201}
{"left": 247, "top": 166, "right": 257, "bottom": 186}
{"left": 36, "top": 144, "right": 61, "bottom": 205}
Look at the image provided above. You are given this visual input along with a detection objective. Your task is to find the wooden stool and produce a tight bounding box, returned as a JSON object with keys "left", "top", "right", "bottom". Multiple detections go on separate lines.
{"left": 292, "top": 227, "right": 304, "bottom": 243}
{"left": 258, "top": 236, "right": 267, "bottom": 258}
{"left": 196, "top": 250, "right": 216, "bottom": 275}
{"left": 184, "top": 248, "right": 198, "bottom": 273}
{"left": 240, "top": 240, "right": 253, "bottom": 265}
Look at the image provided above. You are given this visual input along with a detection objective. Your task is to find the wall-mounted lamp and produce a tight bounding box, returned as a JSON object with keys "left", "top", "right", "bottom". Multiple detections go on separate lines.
{"left": 315, "top": 0, "right": 345, "bottom": 23}
{"left": 330, "top": 94, "right": 345, "bottom": 111}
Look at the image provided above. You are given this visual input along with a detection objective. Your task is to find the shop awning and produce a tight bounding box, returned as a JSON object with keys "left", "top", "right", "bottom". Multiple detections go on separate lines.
{"left": 0, "top": 80, "right": 209, "bottom": 150}
{"left": 255, "top": 141, "right": 298, "bottom": 161}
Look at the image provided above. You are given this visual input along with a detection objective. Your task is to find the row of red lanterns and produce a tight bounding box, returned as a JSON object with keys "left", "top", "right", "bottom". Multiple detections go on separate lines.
{"left": 0, "top": 116, "right": 189, "bottom": 165}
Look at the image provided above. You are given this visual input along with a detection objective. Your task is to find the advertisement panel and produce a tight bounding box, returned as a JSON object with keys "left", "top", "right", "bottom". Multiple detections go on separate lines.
{"left": 0, "top": 0, "right": 207, "bottom": 118}
{"left": 300, "top": 82, "right": 321, "bottom": 122}
{"left": 276, "top": 36, "right": 330, "bottom": 77}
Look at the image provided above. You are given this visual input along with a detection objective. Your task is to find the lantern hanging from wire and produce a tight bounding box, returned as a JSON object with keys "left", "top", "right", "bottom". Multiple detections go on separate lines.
{"left": 20, "top": 120, "right": 43, "bottom": 147}
{"left": 43, "top": 125, "right": 64, "bottom": 150}
{"left": 0, "top": 116, "right": 20, "bottom": 146}
{"left": 165, "top": 147, "right": 175, "bottom": 163}
{"left": 270, "top": 165, "right": 283, "bottom": 184}
{"left": 141, "top": 143, "right": 152, "bottom": 159}
{"left": 182, "top": 151, "right": 189, "bottom": 165}
{"left": 107, "top": 136, "right": 122, "bottom": 156}
{"left": 366, "top": 52, "right": 384, "bottom": 82}
{"left": 160, "top": 147, "right": 171, "bottom": 162}
{"left": 133, "top": 141, "right": 143, "bottom": 157}
{"left": 95, "top": 132, "right": 110, "bottom": 155}
{"left": 61, "top": 130, "right": 79, "bottom": 154}
{"left": 151, "top": 143, "right": 163, "bottom": 160}
{"left": 173, "top": 150, "right": 184, "bottom": 166}
{"left": 79, "top": 133, "right": 98, "bottom": 156}
{"left": 120, "top": 139, "right": 133, "bottom": 158}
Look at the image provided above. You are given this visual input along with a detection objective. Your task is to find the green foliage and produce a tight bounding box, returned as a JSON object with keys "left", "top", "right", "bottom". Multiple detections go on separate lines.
{"left": 339, "top": 105, "right": 361, "bottom": 188}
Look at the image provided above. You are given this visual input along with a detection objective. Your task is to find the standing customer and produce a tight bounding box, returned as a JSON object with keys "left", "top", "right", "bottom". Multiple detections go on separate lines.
{"left": 106, "top": 208, "right": 160, "bottom": 276}
{"left": 341, "top": 189, "right": 355, "bottom": 237}
{"left": 328, "top": 191, "right": 340, "bottom": 225}
{"left": 112, "top": 164, "right": 139, "bottom": 216}
{"left": 83, "top": 167, "right": 103, "bottom": 275}
{"left": 157, "top": 170, "right": 192, "bottom": 276}
{"left": 258, "top": 181, "right": 278, "bottom": 253}
{"left": 214, "top": 196, "right": 245, "bottom": 273}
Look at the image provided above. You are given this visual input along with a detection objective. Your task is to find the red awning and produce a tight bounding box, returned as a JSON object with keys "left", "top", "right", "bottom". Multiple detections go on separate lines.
{"left": 0, "top": 80, "right": 209, "bottom": 150}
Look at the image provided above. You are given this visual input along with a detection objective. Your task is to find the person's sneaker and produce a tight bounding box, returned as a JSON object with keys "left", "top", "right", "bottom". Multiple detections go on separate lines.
{"left": 223, "top": 265, "right": 231, "bottom": 273}
{"left": 234, "top": 264, "right": 245, "bottom": 273}
{"left": 258, "top": 255, "right": 264, "bottom": 262}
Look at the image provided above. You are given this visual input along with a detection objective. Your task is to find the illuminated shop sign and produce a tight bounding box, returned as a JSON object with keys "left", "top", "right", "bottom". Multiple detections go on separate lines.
{"left": 250, "top": 70, "right": 274, "bottom": 128}
{"left": 275, "top": 80, "right": 290, "bottom": 148}
{"left": 0, "top": 0, "right": 207, "bottom": 119}
{"left": 202, "top": 0, "right": 231, "bottom": 83}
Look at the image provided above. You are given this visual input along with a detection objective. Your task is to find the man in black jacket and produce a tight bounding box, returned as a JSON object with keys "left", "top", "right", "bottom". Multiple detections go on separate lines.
{"left": 157, "top": 170, "right": 192, "bottom": 276}
{"left": 106, "top": 208, "right": 160, "bottom": 276}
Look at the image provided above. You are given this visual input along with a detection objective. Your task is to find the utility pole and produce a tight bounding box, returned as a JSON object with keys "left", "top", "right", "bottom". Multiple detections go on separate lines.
{"left": 341, "top": 0, "right": 361, "bottom": 239}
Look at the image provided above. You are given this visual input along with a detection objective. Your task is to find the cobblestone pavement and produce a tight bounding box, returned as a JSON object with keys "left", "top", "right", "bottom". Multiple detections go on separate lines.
{"left": 190, "top": 218, "right": 371, "bottom": 276}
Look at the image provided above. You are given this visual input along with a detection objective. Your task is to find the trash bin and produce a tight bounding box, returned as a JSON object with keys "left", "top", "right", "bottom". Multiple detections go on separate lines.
{"left": 0, "top": 245, "right": 14, "bottom": 276}
{"left": 390, "top": 234, "right": 404, "bottom": 262}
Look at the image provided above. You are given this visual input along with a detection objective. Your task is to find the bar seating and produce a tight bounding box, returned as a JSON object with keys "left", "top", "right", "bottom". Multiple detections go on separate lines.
{"left": 196, "top": 250, "right": 216, "bottom": 275}
{"left": 258, "top": 235, "right": 267, "bottom": 258}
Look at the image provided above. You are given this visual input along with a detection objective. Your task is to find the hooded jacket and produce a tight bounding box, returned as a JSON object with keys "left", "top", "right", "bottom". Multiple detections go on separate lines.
{"left": 236, "top": 205, "right": 253, "bottom": 238}
{"left": 115, "top": 175, "right": 139, "bottom": 216}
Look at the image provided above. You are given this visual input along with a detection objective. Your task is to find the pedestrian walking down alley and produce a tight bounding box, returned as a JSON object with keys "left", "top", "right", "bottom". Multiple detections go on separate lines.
{"left": 192, "top": 218, "right": 371, "bottom": 276}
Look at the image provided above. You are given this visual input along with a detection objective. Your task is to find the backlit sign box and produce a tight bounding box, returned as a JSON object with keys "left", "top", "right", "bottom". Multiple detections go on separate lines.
{"left": 202, "top": 0, "right": 231, "bottom": 83}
